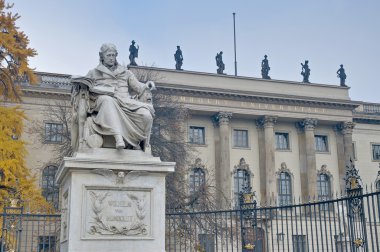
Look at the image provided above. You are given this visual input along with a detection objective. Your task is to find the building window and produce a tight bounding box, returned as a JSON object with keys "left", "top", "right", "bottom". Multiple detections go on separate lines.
{"left": 233, "top": 129, "right": 248, "bottom": 148}
{"left": 275, "top": 132, "right": 290, "bottom": 150}
{"left": 234, "top": 169, "right": 250, "bottom": 207}
{"left": 38, "top": 236, "right": 56, "bottom": 252}
{"left": 189, "top": 167, "right": 205, "bottom": 194}
{"left": 372, "top": 144, "right": 380, "bottom": 161}
{"left": 317, "top": 174, "right": 331, "bottom": 201}
{"left": 317, "top": 174, "right": 331, "bottom": 210}
{"left": 189, "top": 126, "right": 205, "bottom": 145}
{"left": 45, "top": 123, "right": 63, "bottom": 143}
{"left": 42, "top": 165, "right": 59, "bottom": 209}
{"left": 278, "top": 172, "right": 292, "bottom": 206}
{"left": 292, "top": 235, "right": 307, "bottom": 252}
{"left": 315, "top": 135, "right": 328, "bottom": 152}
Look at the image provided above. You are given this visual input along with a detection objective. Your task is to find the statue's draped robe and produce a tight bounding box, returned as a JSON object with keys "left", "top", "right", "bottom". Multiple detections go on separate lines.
{"left": 85, "top": 64, "right": 154, "bottom": 147}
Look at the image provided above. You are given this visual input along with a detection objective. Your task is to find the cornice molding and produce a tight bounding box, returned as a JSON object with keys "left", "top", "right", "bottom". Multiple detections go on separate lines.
{"left": 158, "top": 85, "right": 359, "bottom": 111}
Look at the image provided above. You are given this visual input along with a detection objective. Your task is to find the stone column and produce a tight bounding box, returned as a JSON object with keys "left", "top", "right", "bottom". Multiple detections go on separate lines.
{"left": 212, "top": 112, "right": 233, "bottom": 208}
{"left": 337, "top": 121, "right": 355, "bottom": 191}
{"left": 297, "top": 118, "right": 318, "bottom": 199}
{"left": 256, "top": 116, "right": 277, "bottom": 203}
{"left": 340, "top": 122, "right": 355, "bottom": 166}
{"left": 295, "top": 123, "right": 307, "bottom": 201}
{"left": 256, "top": 122, "right": 266, "bottom": 202}
{"left": 334, "top": 125, "right": 346, "bottom": 192}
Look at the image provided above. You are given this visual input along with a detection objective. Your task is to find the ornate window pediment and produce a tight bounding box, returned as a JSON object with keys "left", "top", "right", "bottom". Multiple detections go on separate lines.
{"left": 232, "top": 158, "right": 252, "bottom": 176}
{"left": 275, "top": 162, "right": 293, "bottom": 177}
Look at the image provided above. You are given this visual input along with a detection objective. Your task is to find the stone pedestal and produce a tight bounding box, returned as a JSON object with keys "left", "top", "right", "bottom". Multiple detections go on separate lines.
{"left": 56, "top": 149, "right": 175, "bottom": 252}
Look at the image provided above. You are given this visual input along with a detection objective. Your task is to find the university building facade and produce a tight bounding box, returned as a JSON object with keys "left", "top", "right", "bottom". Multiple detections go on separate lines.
{"left": 4, "top": 66, "right": 380, "bottom": 209}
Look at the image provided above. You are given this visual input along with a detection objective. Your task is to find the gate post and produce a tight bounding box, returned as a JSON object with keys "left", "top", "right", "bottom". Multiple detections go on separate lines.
{"left": 239, "top": 181, "right": 257, "bottom": 252}
{"left": 345, "top": 159, "right": 368, "bottom": 251}
{"left": 1, "top": 193, "right": 23, "bottom": 252}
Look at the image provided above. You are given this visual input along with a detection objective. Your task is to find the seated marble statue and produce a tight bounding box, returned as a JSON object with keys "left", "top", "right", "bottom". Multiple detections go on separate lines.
{"left": 71, "top": 43, "right": 155, "bottom": 151}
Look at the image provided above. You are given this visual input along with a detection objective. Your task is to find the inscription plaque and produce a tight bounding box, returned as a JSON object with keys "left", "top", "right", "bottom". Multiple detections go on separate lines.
{"left": 82, "top": 187, "right": 152, "bottom": 239}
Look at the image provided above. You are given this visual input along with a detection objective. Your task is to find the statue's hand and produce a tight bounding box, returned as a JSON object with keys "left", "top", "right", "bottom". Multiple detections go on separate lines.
{"left": 145, "top": 81, "right": 156, "bottom": 91}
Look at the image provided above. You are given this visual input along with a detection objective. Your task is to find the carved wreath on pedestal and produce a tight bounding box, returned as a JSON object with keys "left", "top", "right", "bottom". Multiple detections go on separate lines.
{"left": 88, "top": 191, "right": 148, "bottom": 236}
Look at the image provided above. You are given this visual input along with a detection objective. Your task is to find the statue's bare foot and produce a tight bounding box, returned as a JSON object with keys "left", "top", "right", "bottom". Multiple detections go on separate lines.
{"left": 114, "top": 135, "right": 125, "bottom": 149}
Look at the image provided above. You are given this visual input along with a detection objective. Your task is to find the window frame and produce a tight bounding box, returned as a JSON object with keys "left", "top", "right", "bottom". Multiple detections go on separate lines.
{"left": 188, "top": 126, "right": 206, "bottom": 145}
{"left": 232, "top": 128, "right": 249, "bottom": 149}
{"left": 292, "top": 235, "right": 307, "bottom": 252}
{"left": 41, "top": 165, "right": 59, "bottom": 210}
{"left": 278, "top": 171, "right": 292, "bottom": 206}
{"left": 371, "top": 143, "right": 380, "bottom": 161}
{"left": 38, "top": 235, "right": 56, "bottom": 252}
{"left": 233, "top": 169, "right": 251, "bottom": 207}
{"left": 44, "top": 122, "right": 64, "bottom": 144}
{"left": 314, "top": 134, "right": 329, "bottom": 153}
{"left": 317, "top": 173, "right": 332, "bottom": 206}
{"left": 188, "top": 167, "right": 206, "bottom": 194}
{"left": 275, "top": 131, "right": 291, "bottom": 151}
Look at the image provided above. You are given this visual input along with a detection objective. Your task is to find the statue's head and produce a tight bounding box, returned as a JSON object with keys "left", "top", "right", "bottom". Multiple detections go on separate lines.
{"left": 99, "top": 43, "right": 118, "bottom": 67}
{"left": 264, "top": 55, "right": 267, "bottom": 58}
{"left": 305, "top": 60, "right": 309, "bottom": 64}
{"left": 132, "top": 40, "right": 136, "bottom": 44}
{"left": 177, "top": 45, "right": 180, "bottom": 49}
{"left": 340, "top": 64, "right": 343, "bottom": 67}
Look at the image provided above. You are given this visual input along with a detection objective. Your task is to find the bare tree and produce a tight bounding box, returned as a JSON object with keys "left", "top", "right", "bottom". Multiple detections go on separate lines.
{"left": 28, "top": 99, "right": 72, "bottom": 164}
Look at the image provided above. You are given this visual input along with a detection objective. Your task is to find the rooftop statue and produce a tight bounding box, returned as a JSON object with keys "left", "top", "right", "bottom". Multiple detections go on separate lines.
{"left": 71, "top": 43, "right": 155, "bottom": 152}
{"left": 301, "top": 60, "right": 310, "bottom": 83}
{"left": 216, "top": 51, "right": 225, "bottom": 74}
{"left": 261, "top": 55, "right": 271, "bottom": 79}
{"left": 129, "top": 40, "right": 139, "bottom": 66}
{"left": 174, "top": 46, "right": 183, "bottom": 70}
{"left": 337, "top": 64, "right": 347, "bottom": 87}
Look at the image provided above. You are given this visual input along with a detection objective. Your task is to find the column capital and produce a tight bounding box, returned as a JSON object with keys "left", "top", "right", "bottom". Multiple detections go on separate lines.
{"left": 256, "top": 115, "right": 277, "bottom": 128}
{"left": 211, "top": 112, "right": 232, "bottom": 127}
{"left": 296, "top": 118, "right": 318, "bottom": 131}
{"left": 337, "top": 121, "right": 355, "bottom": 135}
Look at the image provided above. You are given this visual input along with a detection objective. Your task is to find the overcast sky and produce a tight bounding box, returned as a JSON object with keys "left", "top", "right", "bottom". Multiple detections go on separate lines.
{"left": 11, "top": 0, "right": 380, "bottom": 103}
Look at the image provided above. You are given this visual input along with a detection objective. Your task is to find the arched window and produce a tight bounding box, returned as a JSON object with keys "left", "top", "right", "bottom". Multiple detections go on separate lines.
{"left": 278, "top": 172, "right": 292, "bottom": 206}
{"left": 234, "top": 169, "right": 250, "bottom": 206}
{"left": 189, "top": 168, "right": 205, "bottom": 194}
{"left": 317, "top": 174, "right": 331, "bottom": 201}
{"left": 41, "top": 165, "right": 59, "bottom": 209}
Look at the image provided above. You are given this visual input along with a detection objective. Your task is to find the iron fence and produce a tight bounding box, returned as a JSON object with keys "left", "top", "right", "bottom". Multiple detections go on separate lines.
{"left": 0, "top": 209, "right": 60, "bottom": 252}
{"left": 0, "top": 189, "right": 378, "bottom": 252}
{"left": 166, "top": 188, "right": 380, "bottom": 252}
